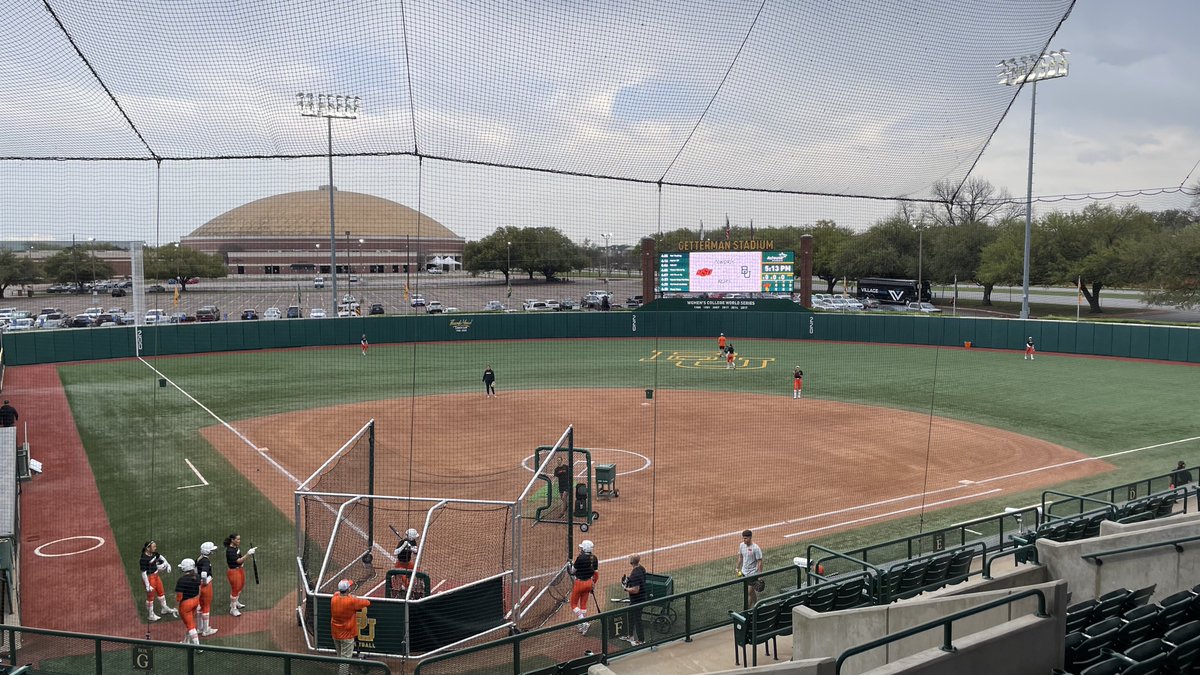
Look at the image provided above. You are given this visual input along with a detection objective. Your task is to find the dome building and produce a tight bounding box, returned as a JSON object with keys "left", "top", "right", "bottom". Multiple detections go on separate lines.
{"left": 181, "top": 186, "right": 463, "bottom": 277}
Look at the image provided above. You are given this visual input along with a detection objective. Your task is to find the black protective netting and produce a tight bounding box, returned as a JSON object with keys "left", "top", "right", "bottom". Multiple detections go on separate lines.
{"left": 299, "top": 421, "right": 374, "bottom": 586}
{"left": 2, "top": 0, "right": 1076, "bottom": 198}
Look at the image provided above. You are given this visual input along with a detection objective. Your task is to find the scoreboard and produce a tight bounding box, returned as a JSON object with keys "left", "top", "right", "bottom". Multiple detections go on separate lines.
{"left": 659, "top": 251, "right": 794, "bottom": 293}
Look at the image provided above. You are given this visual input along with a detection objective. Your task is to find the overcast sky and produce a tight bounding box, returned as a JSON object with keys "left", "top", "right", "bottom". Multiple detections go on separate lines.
{"left": 1, "top": 0, "right": 1196, "bottom": 247}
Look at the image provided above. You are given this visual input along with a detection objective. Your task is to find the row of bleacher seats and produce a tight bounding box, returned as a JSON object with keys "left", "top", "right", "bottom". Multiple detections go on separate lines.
{"left": 730, "top": 546, "right": 983, "bottom": 666}
{"left": 1058, "top": 584, "right": 1200, "bottom": 674}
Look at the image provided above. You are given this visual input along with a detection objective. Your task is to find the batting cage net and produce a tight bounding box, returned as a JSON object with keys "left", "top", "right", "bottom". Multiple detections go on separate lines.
{"left": 296, "top": 419, "right": 375, "bottom": 591}
{"left": 295, "top": 425, "right": 574, "bottom": 660}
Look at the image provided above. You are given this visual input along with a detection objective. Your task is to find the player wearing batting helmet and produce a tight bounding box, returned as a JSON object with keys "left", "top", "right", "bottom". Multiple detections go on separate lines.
{"left": 392, "top": 528, "right": 421, "bottom": 595}
{"left": 568, "top": 540, "right": 599, "bottom": 634}
{"left": 175, "top": 558, "right": 202, "bottom": 645}
{"left": 196, "top": 542, "right": 219, "bottom": 636}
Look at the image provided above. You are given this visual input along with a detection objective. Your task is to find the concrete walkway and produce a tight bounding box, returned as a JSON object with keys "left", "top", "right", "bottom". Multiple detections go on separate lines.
{"left": 603, "top": 625, "right": 793, "bottom": 675}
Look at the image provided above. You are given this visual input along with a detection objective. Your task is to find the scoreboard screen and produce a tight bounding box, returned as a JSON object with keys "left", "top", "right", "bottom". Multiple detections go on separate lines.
{"left": 659, "top": 251, "right": 794, "bottom": 293}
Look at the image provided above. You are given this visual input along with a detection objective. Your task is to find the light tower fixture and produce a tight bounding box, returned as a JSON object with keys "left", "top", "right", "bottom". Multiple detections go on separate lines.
{"left": 997, "top": 50, "right": 1069, "bottom": 321}
{"left": 298, "top": 92, "right": 361, "bottom": 313}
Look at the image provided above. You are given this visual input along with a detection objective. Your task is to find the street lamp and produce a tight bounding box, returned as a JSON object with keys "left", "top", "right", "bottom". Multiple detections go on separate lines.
{"left": 506, "top": 240, "right": 512, "bottom": 299}
{"left": 298, "top": 92, "right": 361, "bottom": 314}
{"left": 998, "top": 49, "right": 1069, "bottom": 320}
{"left": 915, "top": 224, "right": 923, "bottom": 302}
{"left": 601, "top": 233, "right": 612, "bottom": 283}
{"left": 358, "top": 238, "right": 365, "bottom": 278}
{"left": 88, "top": 237, "right": 97, "bottom": 293}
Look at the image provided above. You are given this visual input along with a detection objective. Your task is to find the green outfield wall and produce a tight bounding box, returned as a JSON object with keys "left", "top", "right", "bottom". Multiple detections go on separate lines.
{"left": 3, "top": 312, "right": 1199, "bottom": 366}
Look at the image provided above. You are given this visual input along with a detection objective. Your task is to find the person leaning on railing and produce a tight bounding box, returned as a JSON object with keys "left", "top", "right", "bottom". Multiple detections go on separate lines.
{"left": 1170, "top": 461, "right": 1193, "bottom": 490}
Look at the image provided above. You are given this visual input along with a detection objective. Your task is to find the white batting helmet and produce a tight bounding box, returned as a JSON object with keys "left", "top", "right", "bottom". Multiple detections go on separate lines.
{"left": 200, "top": 541, "right": 217, "bottom": 556}
{"left": 179, "top": 558, "right": 196, "bottom": 572}
{"left": 579, "top": 540, "right": 594, "bottom": 553}
{"left": 406, "top": 528, "right": 419, "bottom": 540}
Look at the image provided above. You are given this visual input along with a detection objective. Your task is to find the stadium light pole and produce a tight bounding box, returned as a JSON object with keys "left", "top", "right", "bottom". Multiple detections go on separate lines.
{"left": 998, "top": 50, "right": 1069, "bottom": 320}
{"left": 506, "top": 240, "right": 512, "bottom": 299}
{"left": 298, "top": 92, "right": 361, "bottom": 314}
{"left": 88, "top": 237, "right": 97, "bottom": 292}
{"left": 601, "top": 233, "right": 612, "bottom": 282}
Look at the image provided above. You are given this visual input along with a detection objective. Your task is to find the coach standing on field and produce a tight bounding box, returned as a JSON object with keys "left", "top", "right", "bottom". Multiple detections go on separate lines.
{"left": 330, "top": 579, "right": 371, "bottom": 675}
{"left": 482, "top": 365, "right": 496, "bottom": 397}
{"left": 0, "top": 400, "right": 17, "bottom": 428}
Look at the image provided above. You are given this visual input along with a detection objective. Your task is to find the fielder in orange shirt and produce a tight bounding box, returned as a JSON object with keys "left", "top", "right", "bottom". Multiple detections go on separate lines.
{"left": 718, "top": 333, "right": 726, "bottom": 352}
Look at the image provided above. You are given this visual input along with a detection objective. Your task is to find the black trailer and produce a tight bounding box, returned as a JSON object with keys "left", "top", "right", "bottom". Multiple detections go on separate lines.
{"left": 856, "top": 278, "right": 931, "bottom": 305}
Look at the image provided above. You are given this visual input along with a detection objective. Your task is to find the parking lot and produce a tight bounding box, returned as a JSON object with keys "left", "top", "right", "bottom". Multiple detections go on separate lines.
{"left": 0, "top": 274, "right": 650, "bottom": 328}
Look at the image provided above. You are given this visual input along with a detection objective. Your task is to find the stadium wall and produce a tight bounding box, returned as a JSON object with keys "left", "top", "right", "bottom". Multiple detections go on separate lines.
{"left": 2, "top": 312, "right": 1199, "bottom": 366}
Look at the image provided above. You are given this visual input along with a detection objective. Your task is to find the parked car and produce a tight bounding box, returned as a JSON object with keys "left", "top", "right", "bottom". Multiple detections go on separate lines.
{"left": 544, "top": 300, "right": 561, "bottom": 311}
{"left": 859, "top": 296, "right": 880, "bottom": 309}
{"left": 557, "top": 299, "right": 577, "bottom": 310}
{"left": 47, "top": 283, "right": 71, "bottom": 294}
{"left": 263, "top": 307, "right": 282, "bottom": 320}
{"left": 70, "top": 314, "right": 94, "bottom": 328}
{"left": 93, "top": 313, "right": 120, "bottom": 327}
{"left": 240, "top": 309, "right": 259, "bottom": 320}
{"left": 483, "top": 300, "right": 506, "bottom": 312}
{"left": 523, "top": 300, "right": 552, "bottom": 311}
{"left": 169, "top": 313, "right": 195, "bottom": 323}
{"left": 426, "top": 301, "right": 445, "bottom": 314}
{"left": 582, "top": 292, "right": 612, "bottom": 309}
{"left": 145, "top": 309, "right": 167, "bottom": 324}
{"left": 410, "top": 294, "right": 427, "bottom": 307}
{"left": 349, "top": 275, "right": 359, "bottom": 283}
{"left": 626, "top": 296, "right": 644, "bottom": 308}
{"left": 108, "top": 287, "right": 125, "bottom": 297}
{"left": 368, "top": 303, "right": 385, "bottom": 316}
{"left": 426, "top": 267, "right": 443, "bottom": 274}
{"left": 147, "top": 284, "right": 167, "bottom": 293}
{"left": 286, "top": 306, "right": 302, "bottom": 319}
{"left": 195, "top": 307, "right": 220, "bottom": 322}
{"left": 310, "top": 308, "right": 327, "bottom": 319}
{"left": 905, "top": 301, "right": 942, "bottom": 314}
{"left": 313, "top": 276, "right": 325, "bottom": 288}
{"left": 4, "top": 318, "right": 35, "bottom": 332}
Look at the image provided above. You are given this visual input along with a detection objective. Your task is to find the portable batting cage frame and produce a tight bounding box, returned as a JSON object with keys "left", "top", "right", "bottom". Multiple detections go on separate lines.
{"left": 294, "top": 423, "right": 577, "bottom": 660}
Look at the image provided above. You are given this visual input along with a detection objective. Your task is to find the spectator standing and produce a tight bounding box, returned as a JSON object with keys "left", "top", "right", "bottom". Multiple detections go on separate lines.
{"left": 620, "top": 554, "right": 648, "bottom": 646}
{"left": 330, "top": 579, "right": 371, "bottom": 675}
{"left": 554, "top": 457, "right": 572, "bottom": 516}
{"left": 0, "top": 400, "right": 17, "bottom": 427}
{"left": 1170, "top": 461, "right": 1193, "bottom": 490}
{"left": 736, "top": 529, "right": 764, "bottom": 606}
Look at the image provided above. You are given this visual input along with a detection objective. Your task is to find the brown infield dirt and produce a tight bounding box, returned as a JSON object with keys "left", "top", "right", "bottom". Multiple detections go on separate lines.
{"left": 200, "top": 388, "right": 1113, "bottom": 653}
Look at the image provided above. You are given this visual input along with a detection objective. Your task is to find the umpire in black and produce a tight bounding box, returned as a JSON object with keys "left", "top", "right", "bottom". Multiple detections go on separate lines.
{"left": 620, "top": 554, "right": 648, "bottom": 646}
{"left": 0, "top": 400, "right": 17, "bottom": 428}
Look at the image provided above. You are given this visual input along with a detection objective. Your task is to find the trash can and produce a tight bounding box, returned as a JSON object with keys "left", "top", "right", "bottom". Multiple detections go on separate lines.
{"left": 595, "top": 463, "right": 618, "bottom": 498}
{"left": 964, "top": 341, "right": 972, "bottom": 349}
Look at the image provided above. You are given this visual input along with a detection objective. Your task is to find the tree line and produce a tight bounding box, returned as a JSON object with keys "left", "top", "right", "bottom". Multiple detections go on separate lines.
{"left": 0, "top": 244, "right": 226, "bottom": 296}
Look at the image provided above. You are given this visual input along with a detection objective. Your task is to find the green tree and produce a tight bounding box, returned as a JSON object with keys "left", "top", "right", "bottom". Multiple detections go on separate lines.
{"left": 144, "top": 244, "right": 227, "bottom": 292}
{"left": 808, "top": 221, "right": 855, "bottom": 293}
{"left": 1041, "top": 204, "right": 1157, "bottom": 313}
{"left": 1140, "top": 224, "right": 1200, "bottom": 309}
{"left": 836, "top": 216, "right": 919, "bottom": 281}
{"left": 41, "top": 245, "right": 113, "bottom": 289}
{"left": 926, "top": 220, "right": 1001, "bottom": 304}
{"left": 518, "top": 227, "right": 588, "bottom": 282}
{"left": 463, "top": 226, "right": 522, "bottom": 283}
{"left": 0, "top": 250, "right": 40, "bottom": 298}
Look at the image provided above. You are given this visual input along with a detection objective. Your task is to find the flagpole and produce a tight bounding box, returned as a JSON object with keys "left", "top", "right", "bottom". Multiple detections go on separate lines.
{"left": 1076, "top": 276, "right": 1081, "bottom": 322}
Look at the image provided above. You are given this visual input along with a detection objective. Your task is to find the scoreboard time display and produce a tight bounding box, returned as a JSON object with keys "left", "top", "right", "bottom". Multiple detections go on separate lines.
{"left": 659, "top": 250, "right": 795, "bottom": 293}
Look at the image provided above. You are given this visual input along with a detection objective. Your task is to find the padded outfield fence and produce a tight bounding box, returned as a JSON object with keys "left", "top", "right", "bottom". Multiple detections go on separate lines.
{"left": 295, "top": 425, "right": 581, "bottom": 661}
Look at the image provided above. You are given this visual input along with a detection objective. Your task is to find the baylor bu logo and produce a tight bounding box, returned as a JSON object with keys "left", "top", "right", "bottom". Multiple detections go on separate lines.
{"left": 356, "top": 607, "right": 377, "bottom": 647}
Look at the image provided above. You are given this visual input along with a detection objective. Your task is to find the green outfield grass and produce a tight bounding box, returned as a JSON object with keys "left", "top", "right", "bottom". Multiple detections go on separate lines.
{"left": 56, "top": 336, "right": 1200, "bottom": 648}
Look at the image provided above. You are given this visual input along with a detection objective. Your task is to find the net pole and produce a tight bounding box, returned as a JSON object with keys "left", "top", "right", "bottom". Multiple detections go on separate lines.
{"left": 367, "top": 420, "right": 376, "bottom": 554}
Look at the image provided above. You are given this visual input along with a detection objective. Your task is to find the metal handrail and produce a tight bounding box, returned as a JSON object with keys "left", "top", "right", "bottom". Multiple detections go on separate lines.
{"left": 1082, "top": 533, "right": 1200, "bottom": 565}
{"left": 805, "top": 544, "right": 881, "bottom": 580}
{"left": 982, "top": 543, "right": 1039, "bottom": 579}
{"left": 0, "top": 624, "right": 389, "bottom": 673}
{"left": 834, "top": 589, "right": 1048, "bottom": 674}
{"left": 1041, "top": 490, "right": 1115, "bottom": 521}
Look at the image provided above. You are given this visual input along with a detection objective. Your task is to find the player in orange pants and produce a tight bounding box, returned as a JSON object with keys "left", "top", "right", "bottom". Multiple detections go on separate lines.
{"left": 175, "top": 559, "right": 202, "bottom": 645}
{"left": 392, "top": 528, "right": 421, "bottom": 597}
{"left": 197, "top": 542, "right": 219, "bottom": 636}
{"left": 224, "top": 534, "right": 256, "bottom": 616}
{"left": 793, "top": 367, "right": 803, "bottom": 399}
{"left": 568, "top": 540, "right": 599, "bottom": 634}
{"left": 1024, "top": 336, "right": 1036, "bottom": 360}
{"left": 718, "top": 333, "right": 726, "bottom": 353}
{"left": 139, "top": 540, "right": 178, "bottom": 622}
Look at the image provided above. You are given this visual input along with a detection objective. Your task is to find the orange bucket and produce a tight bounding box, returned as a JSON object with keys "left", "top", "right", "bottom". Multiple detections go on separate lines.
{"left": 964, "top": 341, "right": 972, "bottom": 349}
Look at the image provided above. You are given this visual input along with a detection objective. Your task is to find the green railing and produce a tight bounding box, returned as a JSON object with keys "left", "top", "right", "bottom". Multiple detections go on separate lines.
{"left": 413, "top": 564, "right": 807, "bottom": 675}
{"left": 834, "top": 588, "right": 1049, "bottom": 675}
{"left": 0, "top": 624, "right": 390, "bottom": 674}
